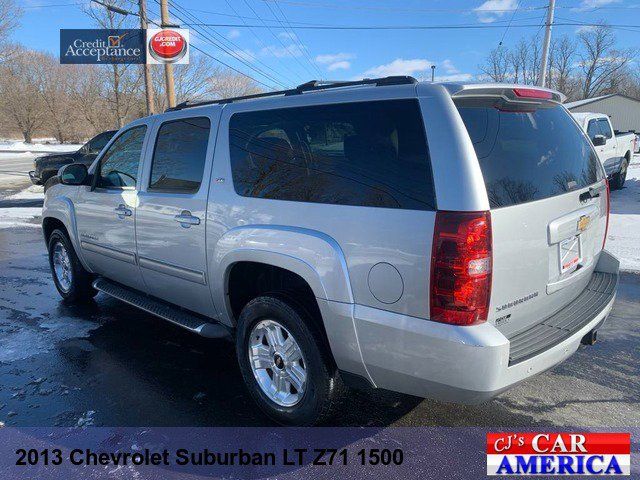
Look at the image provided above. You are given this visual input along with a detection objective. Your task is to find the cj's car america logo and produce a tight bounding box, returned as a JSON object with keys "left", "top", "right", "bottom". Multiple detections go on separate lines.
{"left": 487, "top": 433, "right": 630, "bottom": 476}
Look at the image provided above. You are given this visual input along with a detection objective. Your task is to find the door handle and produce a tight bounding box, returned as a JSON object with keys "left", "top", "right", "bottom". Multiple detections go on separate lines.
{"left": 114, "top": 204, "right": 132, "bottom": 218}
{"left": 174, "top": 210, "right": 201, "bottom": 228}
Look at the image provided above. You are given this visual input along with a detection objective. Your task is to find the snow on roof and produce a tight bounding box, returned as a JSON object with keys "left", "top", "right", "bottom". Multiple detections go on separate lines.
{"left": 565, "top": 95, "right": 614, "bottom": 109}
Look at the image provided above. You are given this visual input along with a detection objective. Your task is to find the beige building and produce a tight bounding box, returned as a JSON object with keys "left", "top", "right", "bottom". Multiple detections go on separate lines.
{"left": 565, "top": 94, "right": 640, "bottom": 133}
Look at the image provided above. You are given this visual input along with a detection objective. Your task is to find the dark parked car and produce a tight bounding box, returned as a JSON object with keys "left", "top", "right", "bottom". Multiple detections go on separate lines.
{"left": 29, "top": 130, "right": 117, "bottom": 186}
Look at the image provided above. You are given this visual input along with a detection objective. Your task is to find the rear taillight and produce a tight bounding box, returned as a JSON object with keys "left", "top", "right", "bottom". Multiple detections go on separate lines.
{"left": 430, "top": 211, "right": 492, "bottom": 326}
{"left": 603, "top": 179, "right": 610, "bottom": 250}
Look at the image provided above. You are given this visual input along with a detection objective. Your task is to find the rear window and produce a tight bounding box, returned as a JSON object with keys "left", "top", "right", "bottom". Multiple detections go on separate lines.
{"left": 456, "top": 101, "right": 602, "bottom": 208}
{"left": 229, "top": 100, "right": 435, "bottom": 210}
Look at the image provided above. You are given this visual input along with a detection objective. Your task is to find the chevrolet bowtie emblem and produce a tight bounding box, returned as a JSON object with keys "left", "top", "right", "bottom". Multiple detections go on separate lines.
{"left": 577, "top": 215, "right": 591, "bottom": 232}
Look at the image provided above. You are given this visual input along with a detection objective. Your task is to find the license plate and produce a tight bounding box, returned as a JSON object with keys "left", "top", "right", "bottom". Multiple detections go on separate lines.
{"left": 559, "top": 235, "right": 581, "bottom": 274}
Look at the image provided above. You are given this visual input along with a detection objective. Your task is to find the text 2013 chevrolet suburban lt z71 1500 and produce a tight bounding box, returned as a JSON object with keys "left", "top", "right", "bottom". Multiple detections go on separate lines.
{"left": 571, "top": 112, "right": 636, "bottom": 190}
{"left": 42, "top": 77, "right": 619, "bottom": 425}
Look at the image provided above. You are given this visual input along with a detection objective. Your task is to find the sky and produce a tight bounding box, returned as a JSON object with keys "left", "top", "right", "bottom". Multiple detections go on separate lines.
{"left": 15, "top": 0, "right": 640, "bottom": 90}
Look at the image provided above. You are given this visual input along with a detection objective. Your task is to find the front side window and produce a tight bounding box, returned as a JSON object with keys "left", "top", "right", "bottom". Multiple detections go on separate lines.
{"left": 597, "top": 118, "right": 613, "bottom": 139}
{"left": 97, "top": 126, "right": 146, "bottom": 189}
{"left": 228, "top": 100, "right": 435, "bottom": 210}
{"left": 149, "top": 117, "right": 211, "bottom": 193}
{"left": 587, "top": 120, "right": 600, "bottom": 141}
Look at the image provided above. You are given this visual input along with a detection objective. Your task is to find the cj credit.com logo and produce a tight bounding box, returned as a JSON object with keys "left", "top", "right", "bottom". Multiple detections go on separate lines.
{"left": 486, "top": 432, "right": 631, "bottom": 476}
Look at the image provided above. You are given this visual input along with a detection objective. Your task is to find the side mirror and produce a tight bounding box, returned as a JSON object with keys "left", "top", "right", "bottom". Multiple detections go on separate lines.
{"left": 592, "top": 135, "right": 606, "bottom": 147}
{"left": 59, "top": 163, "right": 89, "bottom": 186}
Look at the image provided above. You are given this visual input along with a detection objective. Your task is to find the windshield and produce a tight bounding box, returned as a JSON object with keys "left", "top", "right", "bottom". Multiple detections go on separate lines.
{"left": 456, "top": 100, "right": 603, "bottom": 208}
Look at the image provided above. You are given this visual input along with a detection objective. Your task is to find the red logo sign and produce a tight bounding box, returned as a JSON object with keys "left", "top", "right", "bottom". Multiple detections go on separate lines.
{"left": 148, "top": 29, "right": 187, "bottom": 63}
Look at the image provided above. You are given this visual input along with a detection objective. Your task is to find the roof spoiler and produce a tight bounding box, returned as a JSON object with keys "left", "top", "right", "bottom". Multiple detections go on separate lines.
{"left": 446, "top": 84, "right": 565, "bottom": 104}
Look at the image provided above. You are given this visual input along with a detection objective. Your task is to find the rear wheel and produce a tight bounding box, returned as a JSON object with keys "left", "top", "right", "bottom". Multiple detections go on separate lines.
{"left": 610, "top": 157, "right": 629, "bottom": 190}
{"left": 236, "top": 295, "right": 344, "bottom": 425}
{"left": 47, "top": 229, "right": 97, "bottom": 302}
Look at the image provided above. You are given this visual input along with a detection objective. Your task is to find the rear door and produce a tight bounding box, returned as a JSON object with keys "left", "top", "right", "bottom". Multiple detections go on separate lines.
{"left": 597, "top": 118, "right": 619, "bottom": 176}
{"left": 455, "top": 98, "right": 607, "bottom": 336}
{"left": 135, "top": 112, "right": 220, "bottom": 317}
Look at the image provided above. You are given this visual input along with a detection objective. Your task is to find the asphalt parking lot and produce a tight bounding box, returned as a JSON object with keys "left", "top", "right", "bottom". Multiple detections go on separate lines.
{"left": 0, "top": 159, "right": 638, "bottom": 428}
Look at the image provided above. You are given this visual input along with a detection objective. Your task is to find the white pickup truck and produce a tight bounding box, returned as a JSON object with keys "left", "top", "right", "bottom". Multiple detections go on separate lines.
{"left": 572, "top": 112, "right": 636, "bottom": 190}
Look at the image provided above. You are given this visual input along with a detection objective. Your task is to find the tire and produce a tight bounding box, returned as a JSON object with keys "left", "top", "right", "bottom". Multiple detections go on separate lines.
{"left": 47, "top": 229, "right": 97, "bottom": 303}
{"left": 610, "top": 157, "right": 629, "bottom": 190}
{"left": 236, "top": 294, "right": 344, "bottom": 425}
{"left": 43, "top": 175, "right": 59, "bottom": 192}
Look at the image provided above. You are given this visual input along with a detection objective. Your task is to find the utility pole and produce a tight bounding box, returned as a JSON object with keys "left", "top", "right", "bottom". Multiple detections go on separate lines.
{"left": 139, "top": 0, "right": 155, "bottom": 115}
{"left": 538, "top": 0, "right": 556, "bottom": 87}
{"left": 160, "top": 0, "right": 176, "bottom": 108}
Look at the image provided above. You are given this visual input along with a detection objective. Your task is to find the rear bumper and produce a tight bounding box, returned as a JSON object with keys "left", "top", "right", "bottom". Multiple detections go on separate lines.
{"left": 339, "top": 250, "right": 619, "bottom": 403}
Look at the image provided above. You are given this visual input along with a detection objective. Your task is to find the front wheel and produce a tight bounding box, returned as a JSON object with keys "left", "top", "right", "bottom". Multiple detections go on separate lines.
{"left": 236, "top": 295, "right": 344, "bottom": 425}
{"left": 48, "top": 229, "right": 97, "bottom": 303}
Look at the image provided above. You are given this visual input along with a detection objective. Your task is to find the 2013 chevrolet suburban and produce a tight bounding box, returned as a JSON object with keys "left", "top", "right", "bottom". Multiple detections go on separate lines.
{"left": 41, "top": 77, "right": 619, "bottom": 425}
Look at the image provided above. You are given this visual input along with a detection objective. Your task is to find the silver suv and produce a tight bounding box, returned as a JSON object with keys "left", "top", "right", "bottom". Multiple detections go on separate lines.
{"left": 42, "top": 77, "right": 619, "bottom": 425}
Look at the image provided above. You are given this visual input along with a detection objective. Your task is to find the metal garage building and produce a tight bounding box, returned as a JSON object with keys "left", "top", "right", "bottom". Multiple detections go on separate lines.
{"left": 565, "top": 94, "right": 640, "bottom": 133}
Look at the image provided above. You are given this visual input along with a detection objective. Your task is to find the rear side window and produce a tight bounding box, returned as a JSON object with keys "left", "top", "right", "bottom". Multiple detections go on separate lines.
{"left": 149, "top": 117, "right": 211, "bottom": 193}
{"left": 456, "top": 101, "right": 602, "bottom": 208}
{"left": 229, "top": 100, "right": 435, "bottom": 210}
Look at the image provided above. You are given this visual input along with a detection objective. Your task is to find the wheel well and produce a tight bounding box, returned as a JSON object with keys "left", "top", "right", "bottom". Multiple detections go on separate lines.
{"left": 42, "top": 217, "right": 68, "bottom": 244}
{"left": 227, "top": 262, "right": 334, "bottom": 363}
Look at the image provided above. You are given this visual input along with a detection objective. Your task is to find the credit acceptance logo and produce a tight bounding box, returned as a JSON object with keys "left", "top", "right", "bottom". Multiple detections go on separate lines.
{"left": 60, "top": 29, "right": 145, "bottom": 64}
{"left": 487, "top": 433, "right": 630, "bottom": 476}
{"left": 146, "top": 28, "right": 189, "bottom": 64}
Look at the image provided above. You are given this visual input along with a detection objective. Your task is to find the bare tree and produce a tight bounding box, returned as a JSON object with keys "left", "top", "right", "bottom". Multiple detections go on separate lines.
{"left": 479, "top": 47, "right": 509, "bottom": 82}
{"left": 548, "top": 36, "right": 578, "bottom": 99}
{"left": 208, "top": 68, "right": 263, "bottom": 99}
{"left": 0, "top": 46, "right": 46, "bottom": 142}
{"left": 577, "top": 24, "right": 635, "bottom": 99}
{"left": 83, "top": 1, "right": 142, "bottom": 128}
{"left": 0, "top": 0, "right": 21, "bottom": 63}
{"left": 152, "top": 54, "right": 217, "bottom": 111}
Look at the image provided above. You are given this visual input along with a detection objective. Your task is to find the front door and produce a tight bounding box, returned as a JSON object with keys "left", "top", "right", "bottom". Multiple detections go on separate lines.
{"left": 135, "top": 113, "right": 220, "bottom": 317}
{"left": 75, "top": 125, "right": 148, "bottom": 291}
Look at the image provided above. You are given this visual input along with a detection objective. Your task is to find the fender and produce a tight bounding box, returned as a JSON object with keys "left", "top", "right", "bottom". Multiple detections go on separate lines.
{"left": 42, "top": 190, "right": 92, "bottom": 272}
{"left": 210, "top": 224, "right": 354, "bottom": 326}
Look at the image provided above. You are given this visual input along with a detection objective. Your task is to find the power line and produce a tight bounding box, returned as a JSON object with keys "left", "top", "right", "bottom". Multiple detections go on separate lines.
{"left": 270, "top": 0, "right": 323, "bottom": 78}
{"left": 166, "top": 0, "right": 291, "bottom": 88}
{"left": 144, "top": 4, "right": 279, "bottom": 90}
{"left": 240, "top": 0, "right": 310, "bottom": 83}
{"left": 262, "top": 0, "right": 321, "bottom": 78}
{"left": 221, "top": 0, "right": 303, "bottom": 86}
{"left": 178, "top": 22, "right": 640, "bottom": 32}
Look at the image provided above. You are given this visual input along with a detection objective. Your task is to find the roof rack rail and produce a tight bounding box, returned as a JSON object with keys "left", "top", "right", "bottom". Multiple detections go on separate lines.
{"left": 165, "top": 76, "right": 417, "bottom": 112}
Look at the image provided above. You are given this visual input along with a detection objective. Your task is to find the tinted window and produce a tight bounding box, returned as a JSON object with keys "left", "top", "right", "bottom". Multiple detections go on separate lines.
{"left": 97, "top": 126, "right": 146, "bottom": 189}
{"left": 587, "top": 120, "right": 600, "bottom": 141}
{"left": 229, "top": 100, "right": 434, "bottom": 210}
{"left": 149, "top": 117, "right": 211, "bottom": 193}
{"left": 87, "top": 131, "right": 114, "bottom": 153}
{"left": 598, "top": 118, "right": 613, "bottom": 139}
{"left": 456, "top": 101, "right": 602, "bottom": 208}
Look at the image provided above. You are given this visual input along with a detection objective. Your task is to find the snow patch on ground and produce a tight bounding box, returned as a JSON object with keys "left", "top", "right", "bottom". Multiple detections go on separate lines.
{"left": 0, "top": 139, "right": 82, "bottom": 154}
{"left": 0, "top": 207, "right": 41, "bottom": 229}
{"left": 5, "top": 184, "right": 44, "bottom": 200}
{"left": 607, "top": 155, "right": 640, "bottom": 272}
